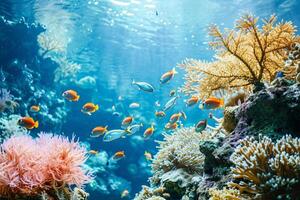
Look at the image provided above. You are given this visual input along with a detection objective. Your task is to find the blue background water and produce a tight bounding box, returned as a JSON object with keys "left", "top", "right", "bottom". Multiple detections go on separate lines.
{"left": 1, "top": 0, "right": 300, "bottom": 199}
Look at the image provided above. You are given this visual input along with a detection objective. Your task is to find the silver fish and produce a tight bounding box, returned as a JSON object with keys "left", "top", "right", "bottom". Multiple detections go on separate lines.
{"left": 132, "top": 80, "right": 154, "bottom": 92}
{"left": 163, "top": 96, "right": 178, "bottom": 111}
{"left": 103, "top": 129, "right": 127, "bottom": 142}
{"left": 126, "top": 123, "right": 143, "bottom": 135}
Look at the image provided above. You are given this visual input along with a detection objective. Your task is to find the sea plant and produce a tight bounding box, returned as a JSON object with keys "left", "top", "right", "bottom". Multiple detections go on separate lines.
{"left": 179, "top": 14, "right": 300, "bottom": 98}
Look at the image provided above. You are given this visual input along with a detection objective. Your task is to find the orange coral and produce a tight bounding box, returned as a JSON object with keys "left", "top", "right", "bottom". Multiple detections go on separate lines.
{"left": 179, "top": 14, "right": 300, "bottom": 98}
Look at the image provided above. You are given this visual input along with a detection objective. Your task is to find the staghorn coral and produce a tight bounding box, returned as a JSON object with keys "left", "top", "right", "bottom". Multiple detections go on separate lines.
{"left": 208, "top": 187, "right": 242, "bottom": 200}
{"left": 0, "top": 114, "right": 28, "bottom": 143}
{"left": 229, "top": 135, "right": 300, "bottom": 199}
{"left": 179, "top": 14, "right": 300, "bottom": 98}
{"left": 0, "top": 133, "right": 91, "bottom": 199}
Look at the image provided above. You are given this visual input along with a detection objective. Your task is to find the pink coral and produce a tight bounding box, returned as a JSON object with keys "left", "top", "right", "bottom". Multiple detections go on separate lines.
{"left": 0, "top": 133, "right": 91, "bottom": 197}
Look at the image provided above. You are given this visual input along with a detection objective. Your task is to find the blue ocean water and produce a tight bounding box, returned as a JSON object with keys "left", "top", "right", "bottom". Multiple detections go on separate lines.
{"left": 1, "top": 0, "right": 300, "bottom": 199}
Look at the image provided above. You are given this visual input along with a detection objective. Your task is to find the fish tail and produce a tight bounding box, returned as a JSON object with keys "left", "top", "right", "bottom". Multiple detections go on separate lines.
{"left": 220, "top": 99, "right": 224, "bottom": 106}
{"left": 104, "top": 125, "right": 108, "bottom": 131}
{"left": 34, "top": 121, "right": 39, "bottom": 128}
{"left": 131, "top": 79, "right": 135, "bottom": 85}
{"left": 95, "top": 104, "right": 99, "bottom": 110}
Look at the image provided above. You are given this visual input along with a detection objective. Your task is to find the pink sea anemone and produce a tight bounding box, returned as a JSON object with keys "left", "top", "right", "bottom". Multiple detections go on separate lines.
{"left": 0, "top": 133, "right": 91, "bottom": 197}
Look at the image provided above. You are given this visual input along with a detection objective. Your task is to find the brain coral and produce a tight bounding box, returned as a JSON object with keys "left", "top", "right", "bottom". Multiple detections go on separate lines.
{"left": 151, "top": 127, "right": 212, "bottom": 185}
{"left": 229, "top": 135, "right": 300, "bottom": 199}
{"left": 0, "top": 133, "right": 91, "bottom": 199}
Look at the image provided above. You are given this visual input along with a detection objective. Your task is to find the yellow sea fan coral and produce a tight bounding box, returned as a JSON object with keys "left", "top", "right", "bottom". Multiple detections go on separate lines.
{"left": 179, "top": 14, "right": 300, "bottom": 98}
{"left": 209, "top": 187, "right": 242, "bottom": 200}
{"left": 229, "top": 135, "right": 300, "bottom": 199}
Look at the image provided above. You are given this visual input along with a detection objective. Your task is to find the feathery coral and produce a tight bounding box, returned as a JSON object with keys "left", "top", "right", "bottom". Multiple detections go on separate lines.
{"left": 229, "top": 135, "right": 300, "bottom": 199}
{"left": 0, "top": 133, "right": 91, "bottom": 198}
{"left": 209, "top": 187, "right": 242, "bottom": 200}
{"left": 179, "top": 14, "right": 300, "bottom": 98}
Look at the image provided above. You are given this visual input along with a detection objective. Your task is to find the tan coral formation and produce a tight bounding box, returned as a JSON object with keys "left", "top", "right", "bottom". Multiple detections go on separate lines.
{"left": 209, "top": 187, "right": 243, "bottom": 200}
{"left": 179, "top": 14, "right": 300, "bottom": 98}
{"left": 228, "top": 135, "right": 300, "bottom": 199}
{"left": 134, "top": 185, "right": 168, "bottom": 200}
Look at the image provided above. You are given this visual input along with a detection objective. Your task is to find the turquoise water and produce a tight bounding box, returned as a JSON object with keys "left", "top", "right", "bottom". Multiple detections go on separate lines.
{"left": 1, "top": 0, "right": 300, "bottom": 199}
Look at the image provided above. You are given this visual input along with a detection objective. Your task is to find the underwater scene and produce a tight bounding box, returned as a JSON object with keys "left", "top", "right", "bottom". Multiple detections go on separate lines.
{"left": 1, "top": 0, "right": 300, "bottom": 199}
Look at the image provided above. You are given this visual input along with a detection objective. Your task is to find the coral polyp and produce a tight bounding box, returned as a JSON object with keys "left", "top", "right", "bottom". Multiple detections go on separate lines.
{"left": 0, "top": 133, "right": 91, "bottom": 199}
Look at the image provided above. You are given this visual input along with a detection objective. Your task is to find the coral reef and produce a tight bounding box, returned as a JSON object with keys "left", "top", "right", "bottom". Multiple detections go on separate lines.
{"left": 233, "top": 79, "right": 300, "bottom": 138}
{"left": 179, "top": 14, "right": 300, "bottom": 98}
{"left": 208, "top": 187, "right": 242, "bottom": 200}
{"left": 228, "top": 135, "right": 300, "bottom": 199}
{"left": 0, "top": 114, "right": 28, "bottom": 143}
{"left": 0, "top": 16, "right": 67, "bottom": 131}
{"left": 0, "top": 133, "right": 91, "bottom": 199}
{"left": 134, "top": 185, "right": 169, "bottom": 200}
{"left": 0, "top": 89, "right": 18, "bottom": 113}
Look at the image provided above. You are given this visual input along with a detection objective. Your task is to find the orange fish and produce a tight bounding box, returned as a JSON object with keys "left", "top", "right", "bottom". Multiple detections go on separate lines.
{"left": 155, "top": 111, "right": 166, "bottom": 118}
{"left": 62, "top": 90, "right": 80, "bottom": 102}
{"left": 169, "top": 113, "right": 182, "bottom": 124}
{"left": 18, "top": 117, "right": 39, "bottom": 129}
{"left": 81, "top": 103, "right": 99, "bottom": 115}
{"left": 89, "top": 150, "right": 98, "bottom": 155}
{"left": 113, "top": 151, "right": 125, "bottom": 160}
{"left": 160, "top": 68, "right": 178, "bottom": 84}
{"left": 30, "top": 105, "right": 40, "bottom": 112}
{"left": 91, "top": 126, "right": 108, "bottom": 137}
{"left": 144, "top": 151, "right": 152, "bottom": 161}
{"left": 186, "top": 96, "right": 199, "bottom": 107}
{"left": 144, "top": 124, "right": 155, "bottom": 139}
{"left": 122, "top": 116, "right": 133, "bottom": 126}
{"left": 201, "top": 97, "right": 224, "bottom": 109}
{"left": 164, "top": 122, "right": 178, "bottom": 130}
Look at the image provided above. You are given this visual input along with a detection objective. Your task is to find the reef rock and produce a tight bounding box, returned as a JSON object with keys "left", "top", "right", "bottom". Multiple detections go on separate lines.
{"left": 233, "top": 78, "right": 300, "bottom": 139}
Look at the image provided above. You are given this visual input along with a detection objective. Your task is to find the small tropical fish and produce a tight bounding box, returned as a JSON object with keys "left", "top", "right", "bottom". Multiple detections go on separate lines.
{"left": 122, "top": 116, "right": 133, "bottom": 127}
{"left": 169, "top": 89, "right": 176, "bottom": 97}
{"left": 112, "top": 151, "right": 125, "bottom": 161}
{"left": 132, "top": 80, "right": 154, "bottom": 92}
{"left": 91, "top": 126, "right": 108, "bottom": 137}
{"left": 155, "top": 111, "right": 166, "bottom": 118}
{"left": 81, "top": 103, "right": 99, "bottom": 115}
{"left": 121, "top": 189, "right": 129, "bottom": 198}
{"left": 200, "top": 97, "right": 224, "bottom": 109}
{"left": 103, "top": 129, "right": 128, "bottom": 142}
{"left": 89, "top": 150, "right": 98, "bottom": 155}
{"left": 164, "top": 122, "right": 178, "bottom": 130}
{"left": 169, "top": 113, "right": 182, "bottom": 124}
{"left": 163, "top": 96, "right": 178, "bottom": 111}
{"left": 155, "top": 100, "right": 161, "bottom": 107}
{"left": 129, "top": 102, "right": 140, "bottom": 108}
{"left": 160, "top": 68, "right": 177, "bottom": 84}
{"left": 126, "top": 123, "right": 143, "bottom": 135}
{"left": 18, "top": 117, "right": 39, "bottom": 129}
{"left": 195, "top": 119, "right": 207, "bottom": 132}
{"left": 144, "top": 124, "right": 155, "bottom": 139}
{"left": 30, "top": 105, "right": 40, "bottom": 112}
{"left": 144, "top": 151, "right": 152, "bottom": 161}
{"left": 180, "top": 111, "right": 187, "bottom": 120}
{"left": 186, "top": 96, "right": 199, "bottom": 107}
{"left": 62, "top": 90, "right": 80, "bottom": 102}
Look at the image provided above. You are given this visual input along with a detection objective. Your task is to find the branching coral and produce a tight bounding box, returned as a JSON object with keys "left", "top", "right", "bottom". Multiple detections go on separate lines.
{"left": 54, "top": 57, "right": 81, "bottom": 85}
{"left": 229, "top": 135, "right": 300, "bottom": 199}
{"left": 134, "top": 185, "right": 168, "bottom": 200}
{"left": 0, "top": 133, "right": 91, "bottom": 199}
{"left": 0, "top": 89, "right": 18, "bottom": 113}
{"left": 209, "top": 187, "right": 242, "bottom": 200}
{"left": 179, "top": 14, "right": 300, "bottom": 98}
{"left": 38, "top": 32, "right": 65, "bottom": 58}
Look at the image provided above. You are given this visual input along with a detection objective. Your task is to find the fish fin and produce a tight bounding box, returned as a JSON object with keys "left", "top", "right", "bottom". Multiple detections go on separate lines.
{"left": 75, "top": 95, "right": 80, "bottom": 101}
{"left": 220, "top": 98, "right": 224, "bottom": 106}
{"left": 105, "top": 125, "right": 108, "bottom": 131}
{"left": 95, "top": 105, "right": 99, "bottom": 110}
{"left": 87, "top": 112, "right": 92, "bottom": 116}
{"left": 199, "top": 104, "right": 204, "bottom": 110}
{"left": 34, "top": 121, "right": 39, "bottom": 128}
{"left": 172, "top": 67, "right": 178, "bottom": 74}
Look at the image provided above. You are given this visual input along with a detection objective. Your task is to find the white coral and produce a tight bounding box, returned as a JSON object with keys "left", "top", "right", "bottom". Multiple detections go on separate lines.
{"left": 0, "top": 115, "right": 28, "bottom": 143}
{"left": 151, "top": 127, "right": 213, "bottom": 185}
